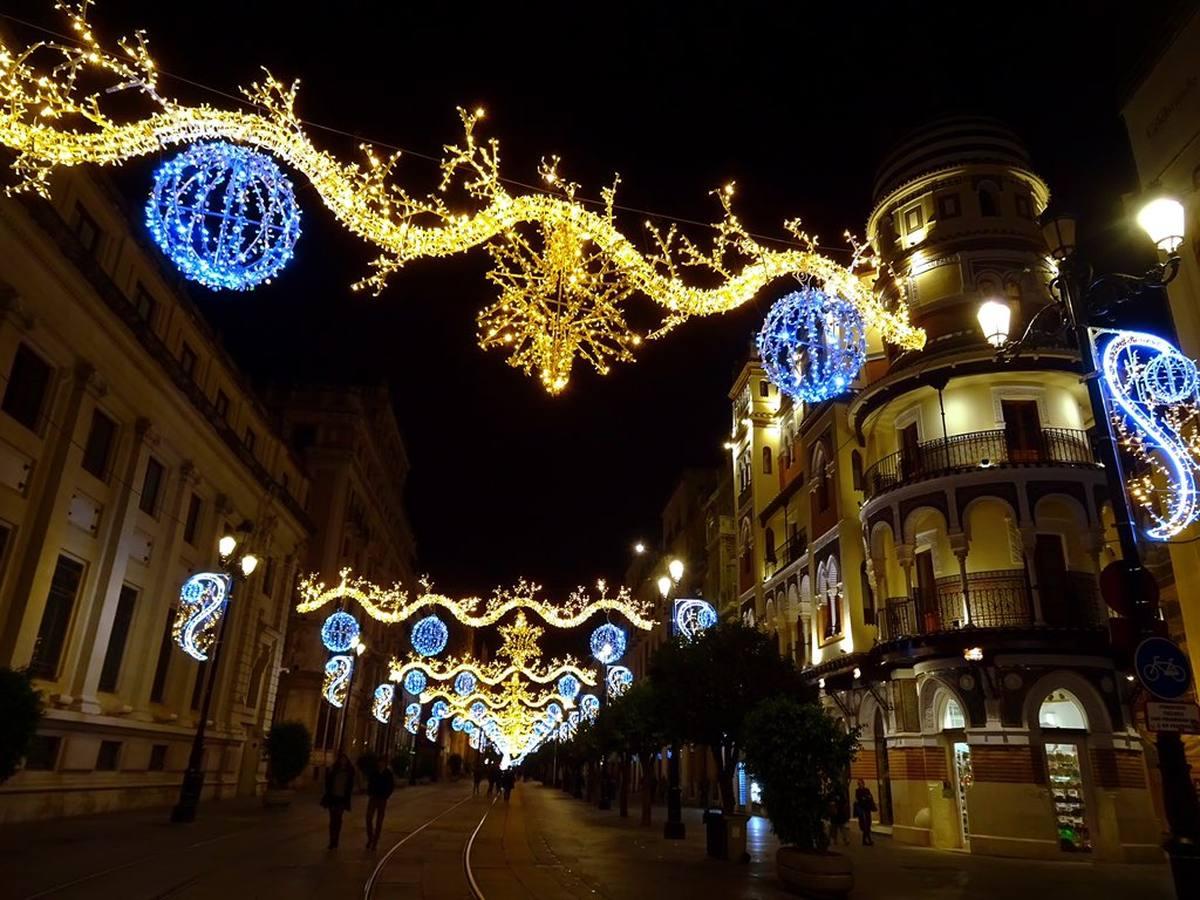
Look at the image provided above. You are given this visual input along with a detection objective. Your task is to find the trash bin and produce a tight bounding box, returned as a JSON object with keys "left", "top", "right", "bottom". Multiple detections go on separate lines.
{"left": 703, "top": 808, "right": 726, "bottom": 858}
{"left": 724, "top": 812, "right": 749, "bottom": 863}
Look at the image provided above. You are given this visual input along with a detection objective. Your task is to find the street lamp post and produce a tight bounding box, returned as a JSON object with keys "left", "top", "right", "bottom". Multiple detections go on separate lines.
{"left": 170, "top": 536, "right": 258, "bottom": 824}
{"left": 334, "top": 637, "right": 367, "bottom": 753}
{"left": 979, "top": 194, "right": 1198, "bottom": 893}
{"left": 658, "top": 565, "right": 687, "bottom": 840}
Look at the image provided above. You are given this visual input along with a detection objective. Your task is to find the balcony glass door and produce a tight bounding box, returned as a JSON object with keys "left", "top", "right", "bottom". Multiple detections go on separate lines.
{"left": 900, "top": 423, "right": 921, "bottom": 479}
{"left": 915, "top": 549, "right": 939, "bottom": 631}
{"left": 1002, "top": 399, "right": 1042, "bottom": 463}
{"left": 1034, "top": 534, "right": 1069, "bottom": 626}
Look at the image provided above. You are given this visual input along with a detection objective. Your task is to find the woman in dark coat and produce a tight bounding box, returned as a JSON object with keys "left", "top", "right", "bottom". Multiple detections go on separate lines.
{"left": 322, "top": 752, "right": 355, "bottom": 849}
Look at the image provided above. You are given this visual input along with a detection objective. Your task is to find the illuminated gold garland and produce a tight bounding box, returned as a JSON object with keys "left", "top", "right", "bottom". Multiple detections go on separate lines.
{"left": 297, "top": 570, "right": 656, "bottom": 631}
{"left": 0, "top": 3, "right": 924, "bottom": 393}
{"left": 388, "top": 655, "right": 597, "bottom": 687}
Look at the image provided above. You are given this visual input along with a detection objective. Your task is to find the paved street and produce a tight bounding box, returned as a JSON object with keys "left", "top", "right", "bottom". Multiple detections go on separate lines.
{"left": 0, "top": 780, "right": 1174, "bottom": 899}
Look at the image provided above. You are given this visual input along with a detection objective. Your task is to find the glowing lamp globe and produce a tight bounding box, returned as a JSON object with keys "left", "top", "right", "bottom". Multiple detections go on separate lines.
{"left": 557, "top": 673, "right": 581, "bottom": 701}
{"left": 454, "top": 672, "right": 477, "bottom": 696}
{"left": 411, "top": 614, "right": 449, "bottom": 657}
{"left": 977, "top": 300, "right": 1012, "bottom": 349}
{"left": 756, "top": 288, "right": 866, "bottom": 403}
{"left": 320, "top": 610, "right": 361, "bottom": 653}
{"left": 590, "top": 623, "right": 626, "bottom": 664}
{"left": 1137, "top": 195, "right": 1185, "bottom": 254}
{"left": 146, "top": 142, "right": 301, "bottom": 291}
{"left": 403, "top": 669, "right": 427, "bottom": 696}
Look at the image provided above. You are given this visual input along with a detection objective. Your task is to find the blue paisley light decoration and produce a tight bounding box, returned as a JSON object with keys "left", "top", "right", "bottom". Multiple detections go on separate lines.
{"left": 757, "top": 288, "right": 866, "bottom": 403}
{"left": 425, "top": 717, "right": 439, "bottom": 742}
{"left": 173, "top": 572, "right": 232, "bottom": 661}
{"left": 606, "top": 665, "right": 633, "bottom": 698}
{"left": 322, "top": 655, "right": 354, "bottom": 708}
{"left": 411, "top": 614, "right": 449, "bottom": 657}
{"left": 579, "top": 693, "right": 600, "bottom": 721}
{"left": 1099, "top": 329, "right": 1200, "bottom": 539}
{"left": 146, "top": 141, "right": 301, "bottom": 291}
{"left": 590, "top": 623, "right": 626, "bottom": 664}
{"left": 404, "top": 702, "right": 422, "bottom": 734}
{"left": 372, "top": 683, "right": 394, "bottom": 724}
{"left": 320, "top": 610, "right": 360, "bottom": 653}
{"left": 673, "top": 598, "right": 718, "bottom": 640}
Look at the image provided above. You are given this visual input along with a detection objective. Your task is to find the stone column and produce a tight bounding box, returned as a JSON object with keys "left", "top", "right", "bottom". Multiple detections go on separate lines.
{"left": 0, "top": 360, "right": 95, "bottom": 669}
{"left": 948, "top": 531, "right": 970, "bottom": 626}
{"left": 1021, "top": 526, "right": 1045, "bottom": 624}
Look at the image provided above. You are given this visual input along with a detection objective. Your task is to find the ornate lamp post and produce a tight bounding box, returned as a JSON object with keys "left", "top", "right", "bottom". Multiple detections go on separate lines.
{"left": 659, "top": 564, "right": 687, "bottom": 840}
{"left": 978, "top": 193, "right": 1198, "bottom": 893}
{"left": 170, "top": 534, "right": 258, "bottom": 824}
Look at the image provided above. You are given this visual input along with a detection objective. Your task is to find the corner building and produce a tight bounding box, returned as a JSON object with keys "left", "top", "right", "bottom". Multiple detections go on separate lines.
{"left": 732, "top": 119, "right": 1161, "bottom": 860}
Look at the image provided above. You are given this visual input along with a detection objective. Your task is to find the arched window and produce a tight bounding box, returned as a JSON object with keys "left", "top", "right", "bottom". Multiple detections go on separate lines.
{"left": 978, "top": 187, "right": 999, "bottom": 217}
{"left": 826, "top": 556, "right": 841, "bottom": 634}
{"left": 765, "top": 527, "right": 776, "bottom": 562}
{"left": 942, "top": 697, "right": 966, "bottom": 730}
{"left": 1038, "top": 689, "right": 1088, "bottom": 730}
{"left": 763, "top": 445, "right": 773, "bottom": 474}
{"left": 813, "top": 445, "right": 830, "bottom": 512}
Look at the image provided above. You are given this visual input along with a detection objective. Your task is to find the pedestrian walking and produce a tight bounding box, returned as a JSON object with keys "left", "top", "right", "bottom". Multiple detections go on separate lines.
{"left": 854, "top": 778, "right": 876, "bottom": 846}
{"left": 501, "top": 768, "right": 515, "bottom": 802}
{"left": 321, "top": 753, "right": 355, "bottom": 850}
{"left": 829, "top": 786, "right": 851, "bottom": 846}
{"left": 364, "top": 756, "right": 395, "bottom": 850}
{"left": 473, "top": 765, "right": 484, "bottom": 796}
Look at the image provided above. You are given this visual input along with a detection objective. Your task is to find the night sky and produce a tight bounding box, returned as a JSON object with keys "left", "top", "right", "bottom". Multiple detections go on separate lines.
{"left": 3, "top": 0, "right": 1188, "bottom": 595}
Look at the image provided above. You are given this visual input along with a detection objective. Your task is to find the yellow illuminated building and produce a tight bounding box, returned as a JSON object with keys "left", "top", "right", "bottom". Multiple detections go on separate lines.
{"left": 733, "top": 119, "right": 1161, "bottom": 861}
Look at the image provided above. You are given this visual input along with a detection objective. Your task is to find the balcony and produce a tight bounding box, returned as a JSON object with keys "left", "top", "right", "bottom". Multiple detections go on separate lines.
{"left": 862, "top": 427, "right": 1097, "bottom": 502}
{"left": 763, "top": 534, "right": 808, "bottom": 581}
{"left": 878, "top": 569, "right": 1104, "bottom": 641}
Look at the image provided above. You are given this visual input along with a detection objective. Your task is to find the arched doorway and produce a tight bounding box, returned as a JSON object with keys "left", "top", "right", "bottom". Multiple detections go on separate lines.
{"left": 873, "top": 707, "right": 893, "bottom": 826}
{"left": 1039, "top": 690, "right": 1092, "bottom": 852}
{"left": 942, "top": 697, "right": 971, "bottom": 849}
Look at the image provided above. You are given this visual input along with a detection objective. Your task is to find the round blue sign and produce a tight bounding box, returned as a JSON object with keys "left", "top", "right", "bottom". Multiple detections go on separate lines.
{"left": 1134, "top": 637, "right": 1193, "bottom": 700}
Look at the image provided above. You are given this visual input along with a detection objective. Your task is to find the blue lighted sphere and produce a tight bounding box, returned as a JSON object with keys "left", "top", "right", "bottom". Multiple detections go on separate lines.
{"left": 756, "top": 288, "right": 866, "bottom": 403}
{"left": 320, "top": 610, "right": 360, "bottom": 653}
{"left": 451, "top": 716, "right": 465, "bottom": 732}
{"left": 556, "top": 673, "right": 581, "bottom": 701}
{"left": 431, "top": 700, "right": 450, "bottom": 720}
{"left": 470, "top": 700, "right": 487, "bottom": 718}
{"left": 1144, "top": 351, "right": 1198, "bottom": 404}
{"left": 590, "top": 623, "right": 626, "bottom": 664}
{"left": 146, "top": 141, "right": 301, "bottom": 291}
{"left": 546, "top": 702, "right": 564, "bottom": 721}
{"left": 411, "top": 615, "right": 449, "bottom": 657}
{"left": 403, "top": 669, "right": 427, "bottom": 696}
{"left": 454, "top": 672, "right": 477, "bottom": 696}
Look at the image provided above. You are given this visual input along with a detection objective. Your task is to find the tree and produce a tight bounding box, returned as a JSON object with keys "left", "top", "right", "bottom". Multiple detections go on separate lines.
{"left": 652, "top": 622, "right": 808, "bottom": 813}
{"left": 264, "top": 721, "right": 312, "bottom": 789}
{"left": 594, "top": 681, "right": 669, "bottom": 821}
{"left": 743, "top": 696, "right": 858, "bottom": 852}
{"left": 0, "top": 668, "right": 42, "bottom": 783}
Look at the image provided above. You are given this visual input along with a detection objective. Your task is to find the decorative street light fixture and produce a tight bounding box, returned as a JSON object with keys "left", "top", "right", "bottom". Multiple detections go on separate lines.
{"left": 171, "top": 530, "right": 258, "bottom": 824}
{"left": 668, "top": 558, "right": 685, "bottom": 584}
{"left": 656, "top": 575, "right": 673, "bottom": 600}
{"left": 975, "top": 299, "right": 1012, "bottom": 349}
{"left": 979, "top": 192, "right": 1199, "bottom": 893}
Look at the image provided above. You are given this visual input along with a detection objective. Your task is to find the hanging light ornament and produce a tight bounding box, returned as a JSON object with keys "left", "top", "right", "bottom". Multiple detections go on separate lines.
{"left": 673, "top": 598, "right": 718, "bottom": 640}
{"left": 454, "top": 671, "right": 478, "bottom": 696}
{"left": 411, "top": 614, "right": 449, "bottom": 657}
{"left": 403, "top": 668, "right": 428, "bottom": 696}
{"left": 145, "top": 141, "right": 301, "bottom": 291}
{"left": 757, "top": 288, "right": 867, "bottom": 403}
{"left": 320, "top": 610, "right": 360, "bottom": 653}
{"left": 322, "top": 655, "right": 354, "bottom": 708}
{"left": 557, "top": 673, "right": 581, "bottom": 702}
{"left": 590, "top": 623, "right": 626, "bottom": 664}
{"left": 371, "top": 683, "right": 394, "bottom": 724}
{"left": 173, "top": 572, "right": 231, "bottom": 661}
{"left": 404, "top": 702, "right": 421, "bottom": 734}
{"left": 606, "top": 665, "right": 633, "bottom": 698}
{"left": 579, "top": 694, "right": 601, "bottom": 721}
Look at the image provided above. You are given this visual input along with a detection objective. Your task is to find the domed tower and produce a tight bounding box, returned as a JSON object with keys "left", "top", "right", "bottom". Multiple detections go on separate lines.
{"left": 836, "top": 119, "right": 1161, "bottom": 862}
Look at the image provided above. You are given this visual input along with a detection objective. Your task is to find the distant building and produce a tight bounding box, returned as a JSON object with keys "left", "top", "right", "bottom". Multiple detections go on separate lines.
{"left": 267, "top": 384, "right": 418, "bottom": 777}
{"left": 731, "top": 119, "right": 1161, "bottom": 860}
{"left": 0, "top": 170, "right": 311, "bottom": 822}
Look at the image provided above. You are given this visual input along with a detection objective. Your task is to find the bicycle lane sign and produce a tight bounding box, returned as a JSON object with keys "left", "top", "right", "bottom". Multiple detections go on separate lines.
{"left": 1134, "top": 637, "right": 1193, "bottom": 700}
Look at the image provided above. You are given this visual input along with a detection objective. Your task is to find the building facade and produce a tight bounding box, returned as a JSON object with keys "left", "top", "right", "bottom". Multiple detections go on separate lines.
{"left": 0, "top": 170, "right": 312, "bottom": 822}
{"left": 269, "top": 385, "right": 419, "bottom": 778}
{"left": 732, "top": 119, "right": 1162, "bottom": 861}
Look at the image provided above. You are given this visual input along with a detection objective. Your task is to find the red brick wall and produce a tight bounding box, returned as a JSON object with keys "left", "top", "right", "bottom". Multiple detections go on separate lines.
{"left": 971, "top": 745, "right": 1047, "bottom": 784}
{"left": 850, "top": 748, "right": 877, "bottom": 782}
{"left": 1090, "top": 748, "right": 1147, "bottom": 789}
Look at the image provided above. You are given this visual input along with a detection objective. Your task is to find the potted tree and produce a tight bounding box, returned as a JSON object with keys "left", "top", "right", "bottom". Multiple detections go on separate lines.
{"left": 743, "top": 696, "right": 859, "bottom": 898}
{"left": 263, "top": 721, "right": 312, "bottom": 808}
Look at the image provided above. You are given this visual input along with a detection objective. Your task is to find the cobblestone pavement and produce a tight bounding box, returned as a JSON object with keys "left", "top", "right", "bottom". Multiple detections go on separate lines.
{"left": 0, "top": 780, "right": 1175, "bottom": 899}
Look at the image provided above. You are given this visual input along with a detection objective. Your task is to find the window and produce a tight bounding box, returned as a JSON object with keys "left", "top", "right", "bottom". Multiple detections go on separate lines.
{"left": 95, "top": 740, "right": 121, "bottom": 771}
{"left": 1038, "top": 690, "right": 1088, "bottom": 730}
{"left": 24, "top": 734, "right": 61, "bottom": 771}
{"left": 758, "top": 380, "right": 770, "bottom": 398}
{"left": 762, "top": 446, "right": 772, "bottom": 474}
{"left": 139, "top": 457, "right": 165, "bottom": 515}
{"left": 214, "top": 389, "right": 230, "bottom": 420}
{"left": 765, "top": 527, "right": 776, "bottom": 562}
{"left": 148, "top": 744, "right": 168, "bottom": 772}
{"left": 179, "top": 342, "right": 198, "bottom": 379}
{"left": 244, "top": 428, "right": 257, "bottom": 454}
{"left": 262, "top": 557, "right": 277, "bottom": 597}
{"left": 2, "top": 343, "right": 53, "bottom": 432}
{"left": 1002, "top": 399, "right": 1042, "bottom": 462}
{"left": 904, "top": 206, "right": 923, "bottom": 234}
{"left": 978, "top": 187, "right": 999, "bottom": 217}
{"left": 183, "top": 493, "right": 203, "bottom": 546}
{"left": 28, "top": 555, "right": 85, "bottom": 679}
{"left": 936, "top": 193, "right": 961, "bottom": 219}
{"left": 98, "top": 585, "right": 138, "bottom": 692}
{"left": 133, "top": 286, "right": 157, "bottom": 327}
{"left": 1015, "top": 194, "right": 1033, "bottom": 219}
{"left": 149, "top": 611, "right": 174, "bottom": 703}
{"left": 74, "top": 203, "right": 101, "bottom": 254}
{"left": 81, "top": 409, "right": 117, "bottom": 479}
{"left": 942, "top": 698, "right": 966, "bottom": 730}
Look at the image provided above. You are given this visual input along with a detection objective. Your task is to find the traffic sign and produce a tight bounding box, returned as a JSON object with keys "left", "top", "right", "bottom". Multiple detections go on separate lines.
{"left": 1134, "top": 637, "right": 1193, "bottom": 700}
{"left": 1100, "top": 561, "right": 1158, "bottom": 617}
{"left": 1146, "top": 701, "right": 1200, "bottom": 734}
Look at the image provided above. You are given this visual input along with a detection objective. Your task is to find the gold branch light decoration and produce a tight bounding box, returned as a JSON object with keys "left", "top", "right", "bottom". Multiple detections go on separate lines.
{"left": 388, "top": 655, "right": 597, "bottom": 688}
{"left": 297, "top": 570, "right": 656, "bottom": 631}
{"left": 0, "top": 3, "right": 924, "bottom": 393}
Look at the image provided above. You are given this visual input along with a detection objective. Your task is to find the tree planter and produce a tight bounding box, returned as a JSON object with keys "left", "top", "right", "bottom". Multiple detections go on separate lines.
{"left": 776, "top": 847, "right": 853, "bottom": 899}
{"left": 263, "top": 787, "right": 294, "bottom": 809}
